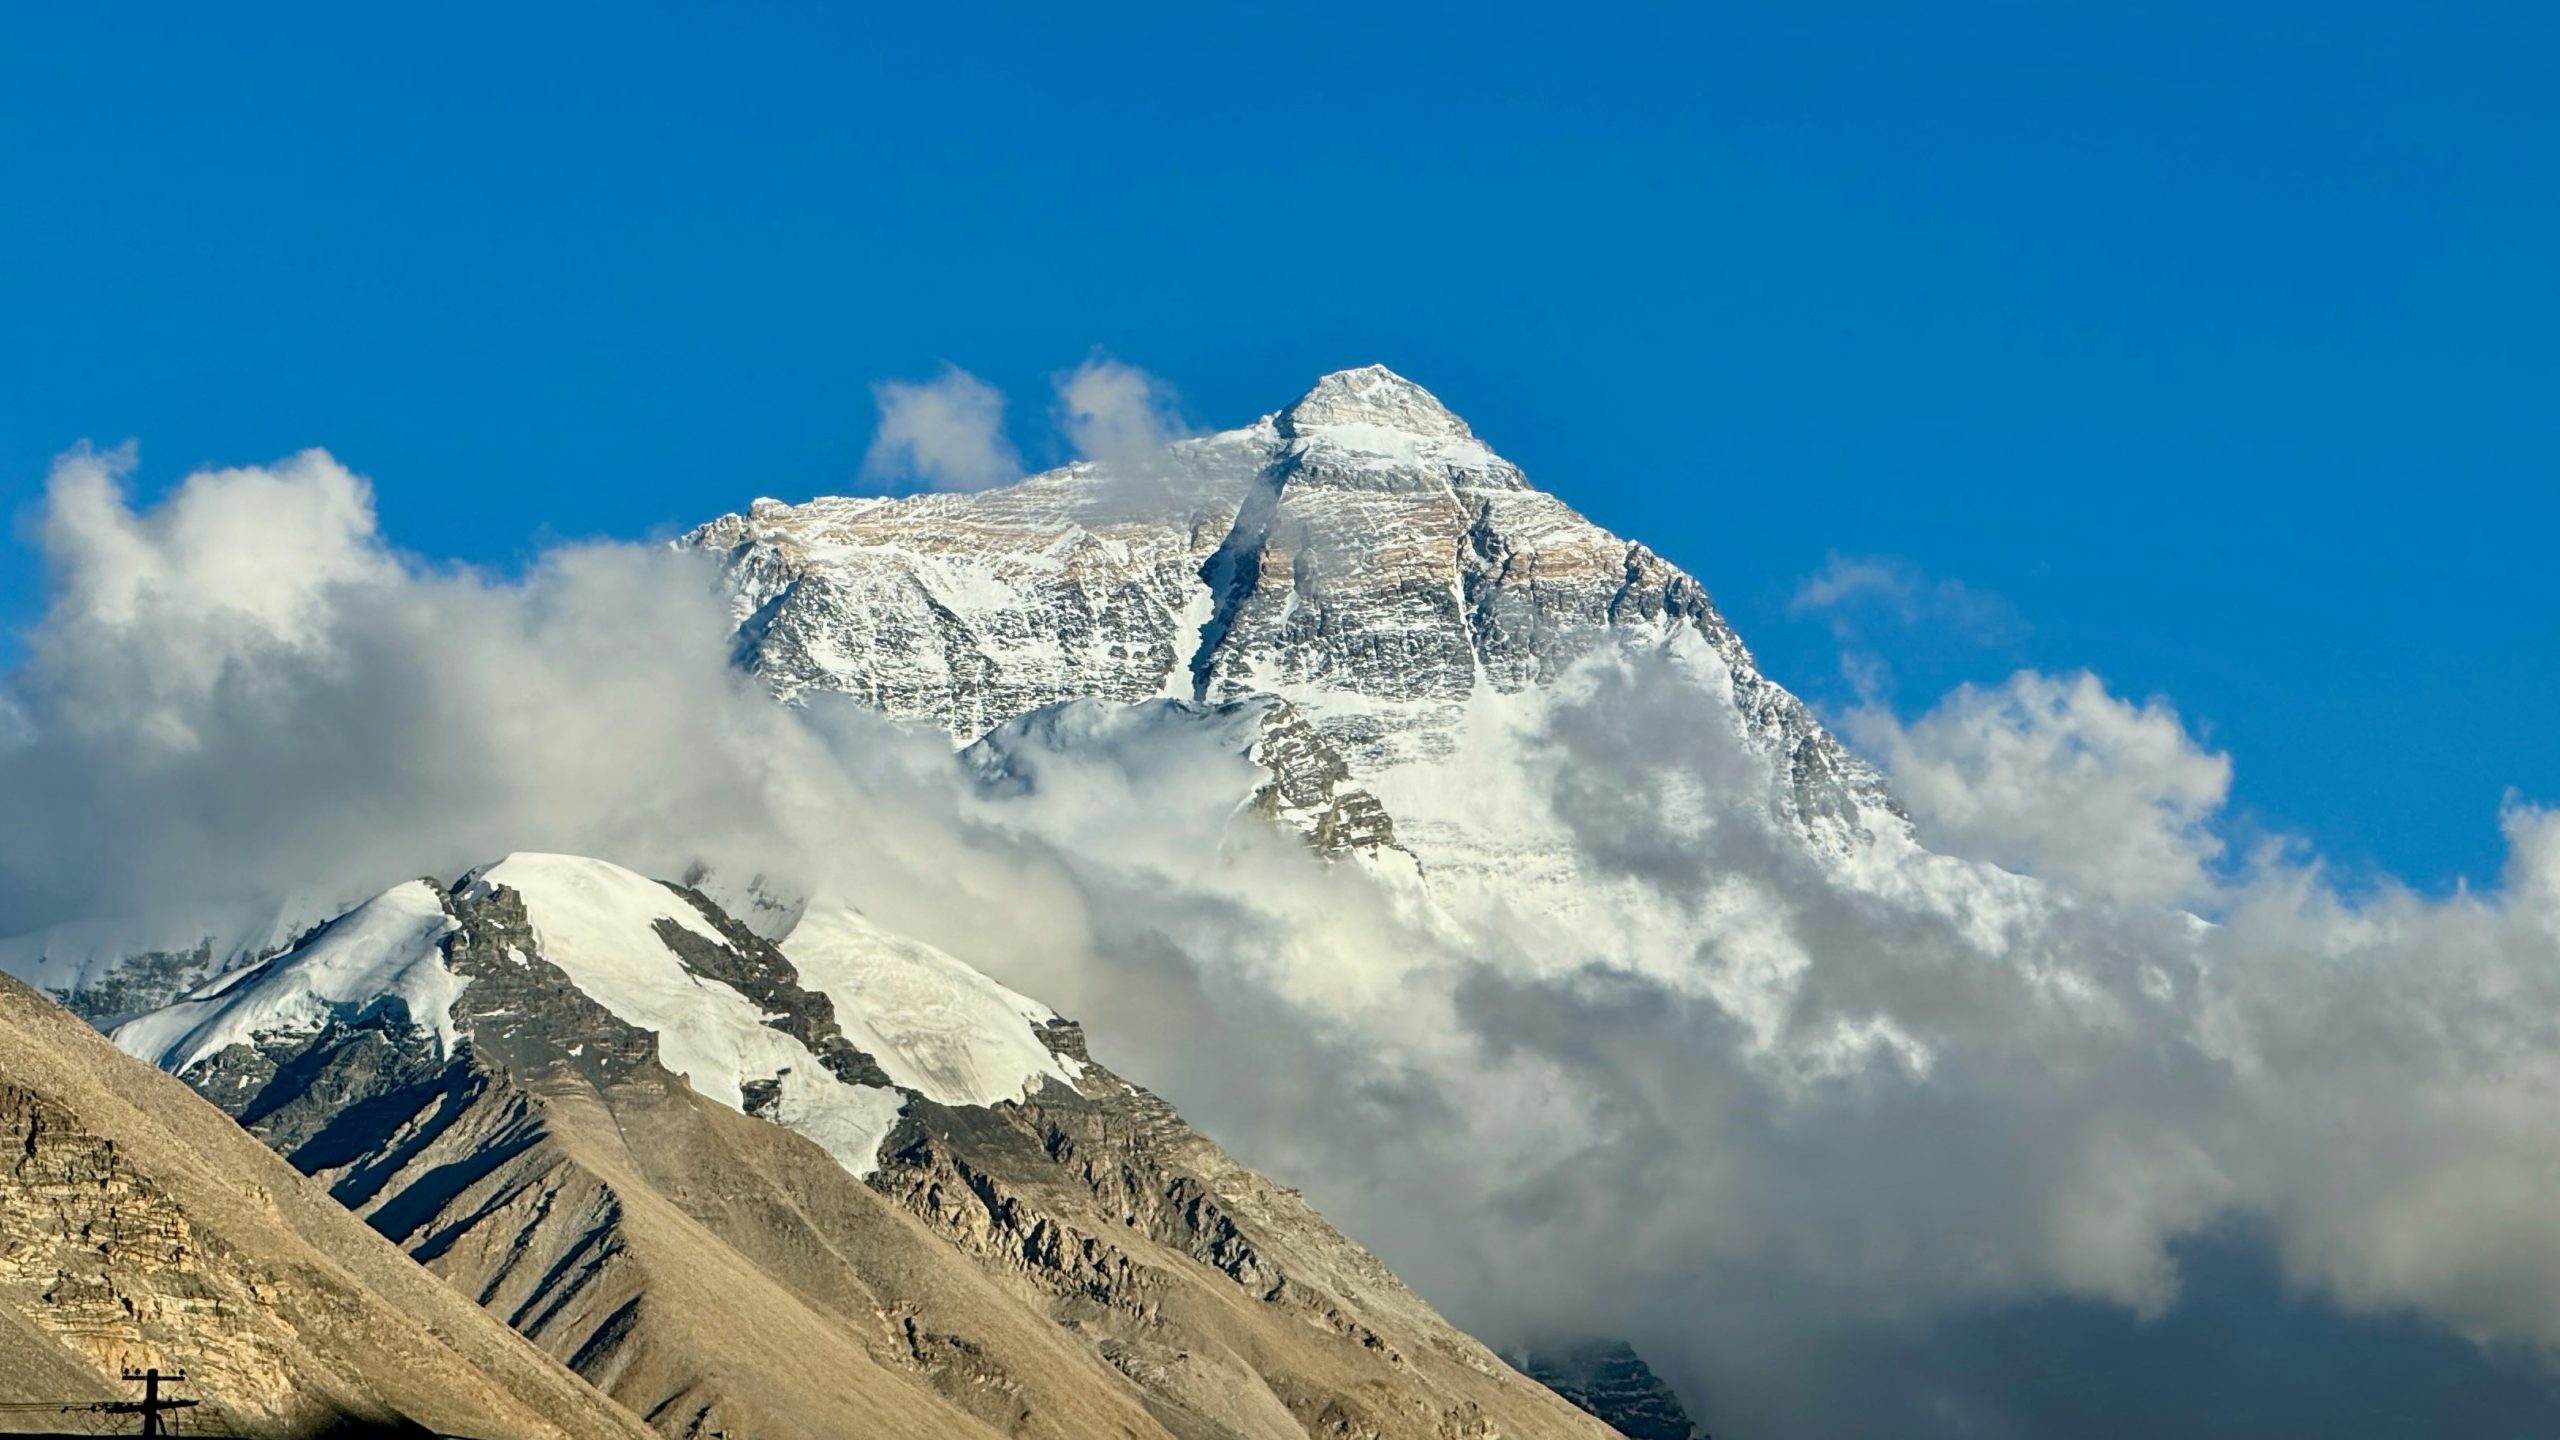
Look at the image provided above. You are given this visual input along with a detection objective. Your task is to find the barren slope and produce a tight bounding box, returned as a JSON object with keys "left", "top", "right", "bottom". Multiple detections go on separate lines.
{"left": 0, "top": 972, "right": 654, "bottom": 1439}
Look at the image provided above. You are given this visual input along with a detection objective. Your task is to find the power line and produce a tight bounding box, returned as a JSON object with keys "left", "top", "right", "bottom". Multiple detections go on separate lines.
{"left": 0, "top": 1368, "right": 200, "bottom": 1436}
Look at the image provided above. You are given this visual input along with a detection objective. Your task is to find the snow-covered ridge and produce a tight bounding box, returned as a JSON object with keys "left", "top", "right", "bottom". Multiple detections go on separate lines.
{"left": 461, "top": 854, "right": 903, "bottom": 1171}
{"left": 113, "top": 880, "right": 466, "bottom": 1076}
{"left": 111, "top": 853, "right": 1079, "bottom": 1175}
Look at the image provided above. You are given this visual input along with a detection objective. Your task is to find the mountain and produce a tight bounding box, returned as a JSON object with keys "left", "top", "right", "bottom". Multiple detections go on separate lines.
{"left": 672, "top": 365, "right": 1910, "bottom": 1434}
{"left": 0, "top": 968, "right": 657, "bottom": 1439}
{"left": 111, "top": 854, "right": 1620, "bottom": 1440}
{"left": 1512, "top": 1341, "right": 1707, "bottom": 1440}
{"left": 19, "top": 366, "right": 1922, "bottom": 1437}
{"left": 685, "top": 365, "right": 1903, "bottom": 899}
{"left": 6, "top": 367, "right": 1894, "bottom": 1014}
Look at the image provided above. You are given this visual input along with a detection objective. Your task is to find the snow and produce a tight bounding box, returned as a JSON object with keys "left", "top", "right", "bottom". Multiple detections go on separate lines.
{"left": 1286, "top": 422, "right": 1501, "bottom": 473}
{"left": 111, "top": 881, "right": 467, "bottom": 1074}
{"left": 1282, "top": 365, "right": 1474, "bottom": 440}
{"left": 470, "top": 852, "right": 729, "bottom": 985}
{"left": 776, "top": 901, "right": 1076, "bottom": 1108}
{"left": 470, "top": 853, "right": 905, "bottom": 1175}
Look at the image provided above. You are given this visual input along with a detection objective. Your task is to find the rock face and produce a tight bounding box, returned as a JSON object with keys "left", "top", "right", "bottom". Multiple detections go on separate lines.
{"left": 0, "top": 970, "right": 656, "bottom": 1440}
{"left": 686, "top": 365, "right": 1904, "bottom": 873}
{"left": 114, "top": 855, "right": 1619, "bottom": 1440}
{"left": 1513, "top": 1341, "right": 1706, "bottom": 1440}
{"left": 964, "top": 693, "right": 1412, "bottom": 864}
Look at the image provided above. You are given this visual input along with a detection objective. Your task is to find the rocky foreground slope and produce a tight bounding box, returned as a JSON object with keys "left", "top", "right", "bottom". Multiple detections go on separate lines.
{"left": 0, "top": 970, "right": 656, "bottom": 1439}
{"left": 112, "top": 854, "right": 1619, "bottom": 1440}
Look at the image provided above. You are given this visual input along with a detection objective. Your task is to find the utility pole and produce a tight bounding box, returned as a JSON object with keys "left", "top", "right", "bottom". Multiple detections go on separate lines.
{"left": 108, "top": 1368, "right": 199, "bottom": 1437}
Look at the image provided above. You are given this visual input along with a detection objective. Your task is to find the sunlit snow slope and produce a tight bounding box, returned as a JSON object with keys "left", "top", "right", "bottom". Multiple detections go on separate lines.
{"left": 114, "top": 852, "right": 1072, "bottom": 1176}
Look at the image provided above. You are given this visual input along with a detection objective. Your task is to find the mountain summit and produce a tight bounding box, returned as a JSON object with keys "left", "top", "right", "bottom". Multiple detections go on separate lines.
{"left": 1277, "top": 364, "right": 1477, "bottom": 441}
{"left": 687, "top": 368, "right": 1904, "bottom": 869}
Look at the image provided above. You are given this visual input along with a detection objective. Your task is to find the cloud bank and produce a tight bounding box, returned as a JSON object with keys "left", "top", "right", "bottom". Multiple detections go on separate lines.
{"left": 6, "top": 438, "right": 2560, "bottom": 1436}
{"left": 0, "top": 443, "right": 964, "bottom": 942}
{"left": 1847, "top": 670, "right": 2234, "bottom": 905}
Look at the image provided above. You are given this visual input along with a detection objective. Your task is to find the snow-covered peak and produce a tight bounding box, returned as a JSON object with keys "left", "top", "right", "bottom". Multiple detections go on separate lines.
{"left": 684, "top": 366, "right": 1900, "bottom": 866}
{"left": 1279, "top": 365, "right": 1475, "bottom": 443}
{"left": 111, "top": 853, "right": 1090, "bottom": 1179}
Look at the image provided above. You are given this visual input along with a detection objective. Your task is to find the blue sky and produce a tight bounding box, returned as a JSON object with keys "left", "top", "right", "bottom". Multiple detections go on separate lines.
{"left": 4, "top": 3, "right": 2554, "bottom": 890}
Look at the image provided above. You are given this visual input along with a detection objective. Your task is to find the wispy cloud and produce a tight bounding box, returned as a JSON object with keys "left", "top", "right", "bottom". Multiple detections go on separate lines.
{"left": 1790, "top": 553, "right": 2027, "bottom": 697}
{"left": 1053, "top": 353, "right": 1189, "bottom": 470}
{"left": 859, "top": 365, "right": 1021, "bottom": 492}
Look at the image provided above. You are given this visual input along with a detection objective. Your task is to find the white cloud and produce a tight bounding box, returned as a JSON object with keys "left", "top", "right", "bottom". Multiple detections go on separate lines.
{"left": 31, "top": 444, "right": 393, "bottom": 752}
{"left": 1846, "top": 670, "right": 2233, "bottom": 905}
{"left": 0, "top": 445, "right": 951, "bottom": 939}
{"left": 11, "top": 443, "right": 2560, "bottom": 1434}
{"left": 1352, "top": 654, "right": 2560, "bottom": 1433}
{"left": 1790, "top": 553, "right": 1913, "bottom": 614}
{"left": 859, "top": 365, "right": 1020, "bottom": 492}
{"left": 1053, "top": 354, "right": 1188, "bottom": 470}
{"left": 1789, "top": 552, "right": 2024, "bottom": 645}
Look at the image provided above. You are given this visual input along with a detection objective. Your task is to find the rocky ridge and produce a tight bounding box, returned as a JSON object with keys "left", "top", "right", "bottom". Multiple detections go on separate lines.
{"left": 111, "top": 855, "right": 1619, "bottom": 1440}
